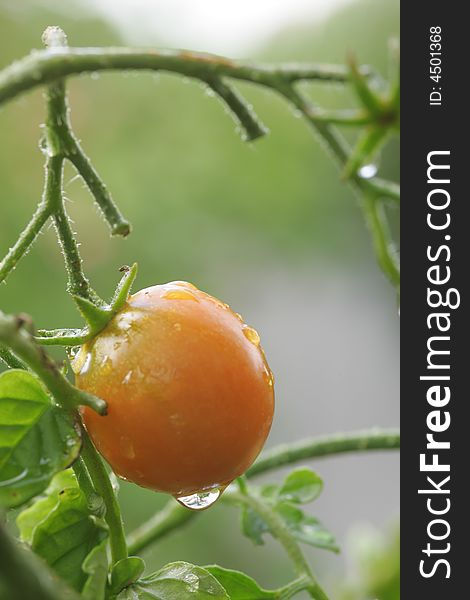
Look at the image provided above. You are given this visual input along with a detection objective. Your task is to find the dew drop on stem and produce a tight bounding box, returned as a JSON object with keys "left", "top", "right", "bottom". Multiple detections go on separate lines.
{"left": 358, "top": 163, "right": 378, "bottom": 179}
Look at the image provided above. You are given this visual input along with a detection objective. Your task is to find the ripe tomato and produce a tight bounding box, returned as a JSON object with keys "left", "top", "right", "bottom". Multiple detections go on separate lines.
{"left": 73, "top": 281, "right": 274, "bottom": 507}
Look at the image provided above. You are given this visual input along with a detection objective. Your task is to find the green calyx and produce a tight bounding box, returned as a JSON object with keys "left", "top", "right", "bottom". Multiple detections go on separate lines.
{"left": 73, "top": 262, "right": 138, "bottom": 339}
{"left": 35, "top": 263, "right": 138, "bottom": 348}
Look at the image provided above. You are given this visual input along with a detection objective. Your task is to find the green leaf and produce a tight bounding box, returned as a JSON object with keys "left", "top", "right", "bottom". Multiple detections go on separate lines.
{"left": 17, "top": 469, "right": 108, "bottom": 591}
{"left": 205, "top": 566, "right": 276, "bottom": 599}
{"left": 276, "top": 502, "right": 339, "bottom": 553}
{"left": 278, "top": 468, "right": 323, "bottom": 504}
{"left": 17, "top": 469, "right": 77, "bottom": 542}
{"left": 0, "top": 370, "right": 81, "bottom": 508}
{"left": 82, "top": 540, "right": 109, "bottom": 600}
{"left": 117, "top": 562, "right": 230, "bottom": 599}
{"left": 110, "top": 556, "right": 146, "bottom": 595}
{"left": 241, "top": 504, "right": 269, "bottom": 546}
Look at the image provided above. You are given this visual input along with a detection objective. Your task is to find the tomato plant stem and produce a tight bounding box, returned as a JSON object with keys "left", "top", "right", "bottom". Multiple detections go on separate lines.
{"left": 127, "top": 500, "right": 195, "bottom": 555}
{"left": 227, "top": 491, "right": 330, "bottom": 600}
{"left": 0, "top": 201, "right": 51, "bottom": 285}
{"left": 277, "top": 576, "right": 314, "bottom": 600}
{"left": 127, "top": 428, "right": 400, "bottom": 554}
{"left": 0, "top": 311, "right": 106, "bottom": 414}
{"left": 247, "top": 428, "right": 400, "bottom": 477}
{"left": 0, "top": 39, "right": 400, "bottom": 294}
{"left": 80, "top": 431, "right": 128, "bottom": 565}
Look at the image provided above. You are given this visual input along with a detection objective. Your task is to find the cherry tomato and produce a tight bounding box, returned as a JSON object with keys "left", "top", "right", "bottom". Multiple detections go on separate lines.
{"left": 73, "top": 281, "right": 274, "bottom": 506}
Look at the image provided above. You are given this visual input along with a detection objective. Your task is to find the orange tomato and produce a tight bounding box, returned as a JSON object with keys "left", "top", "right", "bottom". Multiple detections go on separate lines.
{"left": 73, "top": 281, "right": 274, "bottom": 508}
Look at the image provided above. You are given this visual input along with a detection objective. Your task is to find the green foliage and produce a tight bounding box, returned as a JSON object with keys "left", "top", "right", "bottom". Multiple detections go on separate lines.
{"left": 205, "top": 566, "right": 277, "bottom": 599}
{"left": 17, "top": 469, "right": 108, "bottom": 592}
{"left": 278, "top": 467, "right": 323, "bottom": 503}
{"left": 0, "top": 370, "right": 81, "bottom": 508}
{"left": 116, "top": 562, "right": 230, "bottom": 599}
{"left": 81, "top": 541, "right": 109, "bottom": 600}
{"left": 110, "top": 557, "right": 146, "bottom": 596}
{"left": 241, "top": 469, "right": 339, "bottom": 553}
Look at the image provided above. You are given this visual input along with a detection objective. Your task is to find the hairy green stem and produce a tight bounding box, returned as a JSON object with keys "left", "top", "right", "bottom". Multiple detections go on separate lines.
{"left": 227, "top": 491, "right": 329, "bottom": 600}
{"left": 42, "top": 155, "right": 95, "bottom": 301}
{"left": 72, "top": 456, "right": 97, "bottom": 500}
{"left": 277, "top": 575, "right": 313, "bottom": 600}
{"left": 65, "top": 138, "right": 131, "bottom": 236}
{"left": 206, "top": 76, "right": 268, "bottom": 141}
{"left": 0, "top": 47, "right": 370, "bottom": 106}
{"left": 35, "top": 328, "right": 90, "bottom": 346}
{"left": 127, "top": 499, "right": 195, "bottom": 555}
{"left": 279, "top": 85, "right": 399, "bottom": 286}
{"left": 127, "top": 428, "right": 400, "bottom": 554}
{"left": 0, "top": 311, "right": 106, "bottom": 414}
{"left": 248, "top": 427, "right": 400, "bottom": 477}
{"left": 0, "top": 201, "right": 51, "bottom": 286}
{"left": 0, "top": 344, "right": 27, "bottom": 368}
{"left": 80, "top": 431, "right": 128, "bottom": 565}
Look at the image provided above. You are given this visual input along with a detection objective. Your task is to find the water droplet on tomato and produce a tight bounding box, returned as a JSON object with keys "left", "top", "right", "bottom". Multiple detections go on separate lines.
{"left": 263, "top": 367, "right": 274, "bottom": 387}
{"left": 122, "top": 370, "right": 133, "bottom": 384}
{"left": 242, "top": 325, "right": 260, "bottom": 346}
{"left": 162, "top": 289, "right": 198, "bottom": 301}
{"left": 119, "top": 436, "right": 136, "bottom": 459}
{"left": 175, "top": 487, "right": 223, "bottom": 511}
{"left": 80, "top": 353, "right": 92, "bottom": 375}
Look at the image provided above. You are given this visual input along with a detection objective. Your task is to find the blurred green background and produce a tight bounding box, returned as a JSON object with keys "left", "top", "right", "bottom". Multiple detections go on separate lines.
{"left": 0, "top": 0, "right": 399, "bottom": 596}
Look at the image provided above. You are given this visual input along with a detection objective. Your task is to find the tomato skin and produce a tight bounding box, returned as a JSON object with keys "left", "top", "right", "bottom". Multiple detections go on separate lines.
{"left": 73, "top": 282, "right": 274, "bottom": 497}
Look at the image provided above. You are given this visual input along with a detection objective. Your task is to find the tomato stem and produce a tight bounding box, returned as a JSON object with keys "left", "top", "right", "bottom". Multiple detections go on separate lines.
{"left": 227, "top": 490, "right": 330, "bottom": 600}
{"left": 0, "top": 311, "right": 107, "bottom": 415}
{"left": 0, "top": 35, "right": 400, "bottom": 294}
{"left": 80, "top": 430, "right": 129, "bottom": 565}
{"left": 127, "top": 428, "right": 399, "bottom": 554}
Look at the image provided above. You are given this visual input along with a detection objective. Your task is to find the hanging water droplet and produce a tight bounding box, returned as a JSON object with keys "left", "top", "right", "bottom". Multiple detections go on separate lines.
{"left": 175, "top": 487, "right": 223, "bottom": 511}
{"left": 358, "top": 164, "right": 378, "bottom": 179}
{"left": 242, "top": 325, "right": 260, "bottom": 346}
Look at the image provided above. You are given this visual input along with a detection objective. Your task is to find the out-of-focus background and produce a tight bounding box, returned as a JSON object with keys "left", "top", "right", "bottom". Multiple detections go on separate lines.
{"left": 0, "top": 0, "right": 399, "bottom": 596}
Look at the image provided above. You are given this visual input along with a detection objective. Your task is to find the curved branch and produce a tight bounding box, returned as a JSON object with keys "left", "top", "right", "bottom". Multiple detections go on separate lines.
{"left": 0, "top": 48, "right": 368, "bottom": 107}
{"left": 247, "top": 427, "right": 400, "bottom": 477}
{"left": 206, "top": 77, "right": 268, "bottom": 141}
{"left": 0, "top": 200, "right": 50, "bottom": 285}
